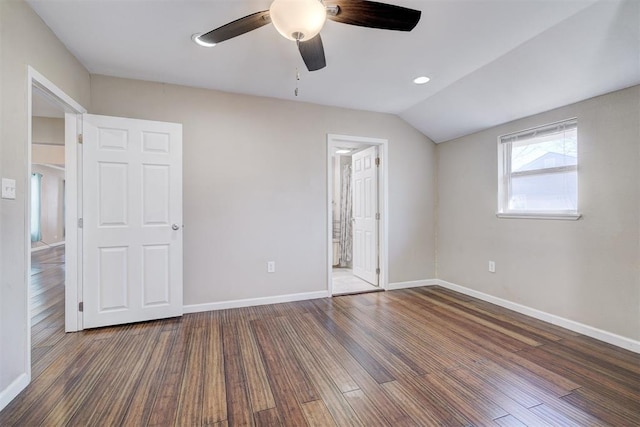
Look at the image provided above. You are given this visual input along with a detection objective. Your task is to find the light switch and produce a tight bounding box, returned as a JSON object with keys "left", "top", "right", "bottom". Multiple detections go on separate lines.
{"left": 1, "top": 178, "right": 16, "bottom": 200}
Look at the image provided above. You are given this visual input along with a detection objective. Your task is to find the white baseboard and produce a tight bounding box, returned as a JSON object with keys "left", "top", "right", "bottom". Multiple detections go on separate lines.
{"left": 387, "top": 279, "right": 438, "bottom": 291}
{"left": 183, "top": 290, "right": 330, "bottom": 314}
{"left": 434, "top": 279, "right": 640, "bottom": 354}
{"left": 181, "top": 279, "right": 639, "bottom": 354}
{"left": 0, "top": 373, "right": 29, "bottom": 412}
{"left": 30, "top": 241, "right": 65, "bottom": 252}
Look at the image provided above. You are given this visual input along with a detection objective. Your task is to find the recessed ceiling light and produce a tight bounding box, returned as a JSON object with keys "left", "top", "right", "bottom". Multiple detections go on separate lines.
{"left": 336, "top": 149, "right": 351, "bottom": 154}
{"left": 413, "top": 76, "right": 430, "bottom": 85}
{"left": 192, "top": 33, "right": 216, "bottom": 48}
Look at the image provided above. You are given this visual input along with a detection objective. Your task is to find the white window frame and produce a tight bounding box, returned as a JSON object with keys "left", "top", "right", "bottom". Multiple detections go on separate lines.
{"left": 497, "top": 118, "right": 581, "bottom": 220}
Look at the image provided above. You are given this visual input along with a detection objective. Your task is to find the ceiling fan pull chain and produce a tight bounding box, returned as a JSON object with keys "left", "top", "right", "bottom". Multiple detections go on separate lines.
{"left": 295, "top": 68, "right": 300, "bottom": 97}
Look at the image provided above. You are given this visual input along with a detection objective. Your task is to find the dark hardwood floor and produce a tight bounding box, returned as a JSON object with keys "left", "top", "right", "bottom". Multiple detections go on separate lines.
{"left": 29, "top": 245, "right": 66, "bottom": 372}
{"left": 1, "top": 246, "right": 639, "bottom": 425}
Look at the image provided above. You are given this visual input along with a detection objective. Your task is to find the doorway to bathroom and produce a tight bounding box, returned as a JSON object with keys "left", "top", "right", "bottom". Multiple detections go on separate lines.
{"left": 326, "top": 134, "right": 388, "bottom": 296}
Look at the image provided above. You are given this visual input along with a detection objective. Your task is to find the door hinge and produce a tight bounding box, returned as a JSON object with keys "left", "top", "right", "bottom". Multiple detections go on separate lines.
{"left": 375, "top": 212, "right": 380, "bottom": 220}
{"left": 78, "top": 134, "right": 83, "bottom": 144}
{"left": 78, "top": 301, "right": 84, "bottom": 312}
{"left": 78, "top": 218, "right": 83, "bottom": 228}
{"left": 375, "top": 157, "right": 380, "bottom": 166}
{"left": 376, "top": 268, "right": 380, "bottom": 275}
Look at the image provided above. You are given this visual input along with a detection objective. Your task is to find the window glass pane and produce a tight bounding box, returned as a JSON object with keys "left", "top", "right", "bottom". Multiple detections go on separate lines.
{"left": 509, "top": 170, "right": 577, "bottom": 211}
{"left": 512, "top": 127, "right": 577, "bottom": 172}
{"left": 500, "top": 119, "right": 578, "bottom": 215}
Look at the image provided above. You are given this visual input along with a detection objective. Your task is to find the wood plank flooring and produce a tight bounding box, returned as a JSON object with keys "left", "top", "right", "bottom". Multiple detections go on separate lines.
{"left": 1, "top": 247, "right": 639, "bottom": 426}
{"left": 29, "top": 245, "right": 67, "bottom": 374}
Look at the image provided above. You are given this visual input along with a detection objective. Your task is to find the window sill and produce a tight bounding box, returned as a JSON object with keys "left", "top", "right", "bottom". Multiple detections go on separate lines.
{"left": 496, "top": 212, "right": 582, "bottom": 221}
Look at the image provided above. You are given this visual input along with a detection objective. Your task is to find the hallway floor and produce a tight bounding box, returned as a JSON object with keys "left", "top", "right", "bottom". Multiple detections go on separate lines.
{"left": 30, "top": 245, "right": 66, "bottom": 376}
{"left": 332, "top": 268, "right": 380, "bottom": 295}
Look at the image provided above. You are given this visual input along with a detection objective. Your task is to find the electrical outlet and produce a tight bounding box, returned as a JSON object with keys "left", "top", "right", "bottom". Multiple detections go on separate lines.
{"left": 488, "top": 261, "right": 496, "bottom": 273}
{"left": 267, "top": 261, "right": 276, "bottom": 273}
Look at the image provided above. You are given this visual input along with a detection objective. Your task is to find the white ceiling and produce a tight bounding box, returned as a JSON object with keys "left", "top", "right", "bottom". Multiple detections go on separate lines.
{"left": 27, "top": 0, "right": 640, "bottom": 143}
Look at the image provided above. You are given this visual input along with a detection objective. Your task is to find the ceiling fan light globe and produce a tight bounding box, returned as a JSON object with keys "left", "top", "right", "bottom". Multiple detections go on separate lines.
{"left": 270, "top": 0, "right": 327, "bottom": 41}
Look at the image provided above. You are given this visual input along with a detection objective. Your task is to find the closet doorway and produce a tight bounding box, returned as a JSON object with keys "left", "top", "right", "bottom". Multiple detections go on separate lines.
{"left": 326, "top": 134, "right": 388, "bottom": 296}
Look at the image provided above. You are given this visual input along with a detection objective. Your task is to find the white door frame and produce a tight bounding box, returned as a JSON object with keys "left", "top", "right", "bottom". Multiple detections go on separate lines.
{"left": 27, "top": 66, "right": 87, "bottom": 374}
{"left": 326, "top": 134, "right": 389, "bottom": 296}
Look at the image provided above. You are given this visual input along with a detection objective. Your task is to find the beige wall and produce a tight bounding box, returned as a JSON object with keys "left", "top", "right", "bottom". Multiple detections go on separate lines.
{"left": 436, "top": 85, "right": 640, "bottom": 341}
{"left": 33, "top": 116, "right": 66, "bottom": 166}
{"left": 32, "top": 116, "right": 64, "bottom": 145}
{"left": 90, "top": 75, "right": 437, "bottom": 305}
{"left": 0, "top": 0, "right": 90, "bottom": 399}
{"left": 32, "top": 144, "right": 64, "bottom": 165}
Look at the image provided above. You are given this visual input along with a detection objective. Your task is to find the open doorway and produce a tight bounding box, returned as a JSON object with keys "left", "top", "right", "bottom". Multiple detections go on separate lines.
{"left": 29, "top": 87, "right": 68, "bottom": 368}
{"left": 327, "top": 134, "right": 388, "bottom": 296}
{"left": 26, "top": 68, "right": 86, "bottom": 384}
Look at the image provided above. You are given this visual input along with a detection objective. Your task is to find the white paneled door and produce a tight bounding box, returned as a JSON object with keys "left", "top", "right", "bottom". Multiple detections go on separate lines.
{"left": 352, "top": 146, "right": 379, "bottom": 286}
{"left": 82, "top": 114, "right": 183, "bottom": 329}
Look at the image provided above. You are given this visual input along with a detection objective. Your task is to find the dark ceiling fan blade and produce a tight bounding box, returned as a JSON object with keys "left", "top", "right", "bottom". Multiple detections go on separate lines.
{"left": 326, "top": 1, "right": 421, "bottom": 31}
{"left": 198, "top": 11, "right": 271, "bottom": 45}
{"left": 298, "top": 34, "right": 326, "bottom": 72}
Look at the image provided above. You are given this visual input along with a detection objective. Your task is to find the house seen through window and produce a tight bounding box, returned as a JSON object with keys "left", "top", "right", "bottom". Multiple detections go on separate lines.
{"left": 498, "top": 118, "right": 578, "bottom": 217}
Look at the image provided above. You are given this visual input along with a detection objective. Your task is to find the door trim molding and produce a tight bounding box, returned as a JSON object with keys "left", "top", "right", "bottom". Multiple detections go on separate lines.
{"left": 326, "top": 134, "right": 389, "bottom": 296}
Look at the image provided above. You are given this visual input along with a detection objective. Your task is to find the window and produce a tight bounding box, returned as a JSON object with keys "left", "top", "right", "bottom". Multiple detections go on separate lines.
{"left": 498, "top": 118, "right": 580, "bottom": 219}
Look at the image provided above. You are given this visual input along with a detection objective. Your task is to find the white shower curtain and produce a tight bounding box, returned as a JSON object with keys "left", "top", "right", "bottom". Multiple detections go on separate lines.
{"left": 339, "top": 163, "right": 352, "bottom": 267}
{"left": 31, "top": 173, "right": 42, "bottom": 242}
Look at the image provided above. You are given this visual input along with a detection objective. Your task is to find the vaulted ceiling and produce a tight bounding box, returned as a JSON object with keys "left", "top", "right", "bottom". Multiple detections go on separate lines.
{"left": 27, "top": 0, "right": 640, "bottom": 142}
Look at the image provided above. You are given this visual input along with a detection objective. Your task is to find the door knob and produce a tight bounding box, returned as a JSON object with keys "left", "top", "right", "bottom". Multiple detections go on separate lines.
{"left": 172, "top": 224, "right": 180, "bottom": 230}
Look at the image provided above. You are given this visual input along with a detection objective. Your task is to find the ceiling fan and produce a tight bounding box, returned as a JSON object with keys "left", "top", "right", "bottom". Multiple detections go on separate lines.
{"left": 192, "top": 0, "right": 421, "bottom": 72}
